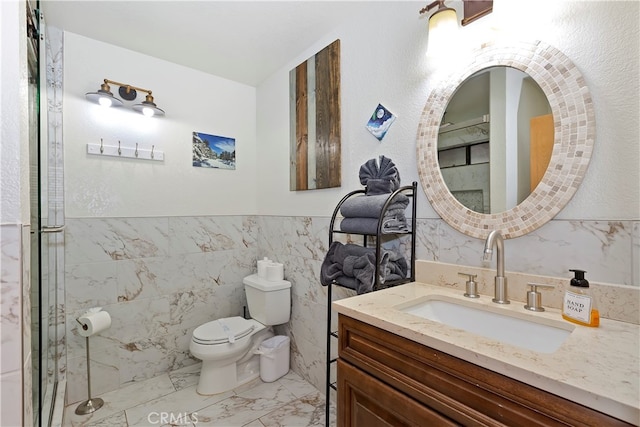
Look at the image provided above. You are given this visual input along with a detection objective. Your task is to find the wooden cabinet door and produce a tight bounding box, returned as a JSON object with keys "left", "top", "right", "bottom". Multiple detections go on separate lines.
{"left": 337, "top": 359, "right": 457, "bottom": 427}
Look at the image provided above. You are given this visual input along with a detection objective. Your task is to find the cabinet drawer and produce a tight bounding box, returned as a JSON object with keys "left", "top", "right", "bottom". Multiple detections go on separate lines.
{"left": 338, "top": 314, "right": 631, "bottom": 426}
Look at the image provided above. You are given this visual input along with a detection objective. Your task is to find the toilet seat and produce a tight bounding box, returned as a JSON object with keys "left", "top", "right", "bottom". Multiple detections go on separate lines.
{"left": 192, "top": 316, "right": 256, "bottom": 345}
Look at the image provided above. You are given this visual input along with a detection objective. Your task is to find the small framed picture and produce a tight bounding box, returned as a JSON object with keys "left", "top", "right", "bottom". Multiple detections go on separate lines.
{"left": 192, "top": 132, "right": 236, "bottom": 169}
{"left": 366, "top": 104, "right": 397, "bottom": 141}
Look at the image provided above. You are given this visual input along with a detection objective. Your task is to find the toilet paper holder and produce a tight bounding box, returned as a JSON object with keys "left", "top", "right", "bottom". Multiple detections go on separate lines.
{"left": 74, "top": 313, "right": 108, "bottom": 415}
{"left": 76, "top": 317, "right": 89, "bottom": 333}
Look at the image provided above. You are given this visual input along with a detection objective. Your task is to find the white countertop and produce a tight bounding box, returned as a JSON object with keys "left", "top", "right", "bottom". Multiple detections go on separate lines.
{"left": 332, "top": 281, "right": 640, "bottom": 425}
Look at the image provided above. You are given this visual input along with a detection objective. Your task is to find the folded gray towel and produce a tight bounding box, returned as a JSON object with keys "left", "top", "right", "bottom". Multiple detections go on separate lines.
{"left": 339, "top": 217, "right": 409, "bottom": 235}
{"left": 382, "top": 217, "right": 410, "bottom": 232}
{"left": 384, "top": 207, "right": 408, "bottom": 218}
{"left": 359, "top": 155, "right": 401, "bottom": 195}
{"left": 340, "top": 193, "right": 409, "bottom": 219}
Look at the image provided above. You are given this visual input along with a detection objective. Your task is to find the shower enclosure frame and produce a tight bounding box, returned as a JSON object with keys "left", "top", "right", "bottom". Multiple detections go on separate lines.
{"left": 29, "top": 2, "right": 66, "bottom": 425}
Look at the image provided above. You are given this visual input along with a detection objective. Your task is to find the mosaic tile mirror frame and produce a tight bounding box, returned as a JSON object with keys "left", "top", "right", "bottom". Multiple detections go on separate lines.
{"left": 416, "top": 39, "right": 595, "bottom": 239}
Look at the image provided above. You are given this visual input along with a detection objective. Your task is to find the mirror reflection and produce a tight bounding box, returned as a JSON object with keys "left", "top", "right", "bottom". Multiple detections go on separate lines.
{"left": 437, "top": 67, "right": 553, "bottom": 214}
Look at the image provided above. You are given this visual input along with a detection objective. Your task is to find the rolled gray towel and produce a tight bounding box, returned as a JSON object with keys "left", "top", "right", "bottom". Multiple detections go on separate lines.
{"left": 340, "top": 193, "right": 409, "bottom": 219}
{"left": 359, "top": 158, "right": 379, "bottom": 186}
{"left": 343, "top": 252, "right": 378, "bottom": 294}
{"left": 385, "top": 249, "right": 409, "bottom": 278}
{"left": 320, "top": 241, "right": 409, "bottom": 293}
{"left": 359, "top": 155, "right": 401, "bottom": 194}
{"left": 376, "top": 155, "right": 401, "bottom": 191}
{"left": 365, "top": 179, "right": 393, "bottom": 195}
{"left": 320, "top": 241, "right": 389, "bottom": 294}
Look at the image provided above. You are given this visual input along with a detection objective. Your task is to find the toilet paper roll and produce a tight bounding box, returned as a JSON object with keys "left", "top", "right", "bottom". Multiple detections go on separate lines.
{"left": 266, "top": 262, "right": 284, "bottom": 281}
{"left": 77, "top": 310, "right": 111, "bottom": 337}
{"left": 257, "top": 257, "right": 270, "bottom": 278}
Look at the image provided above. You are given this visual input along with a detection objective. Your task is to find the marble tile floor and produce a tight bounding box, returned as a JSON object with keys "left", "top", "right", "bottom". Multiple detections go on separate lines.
{"left": 63, "top": 364, "right": 336, "bottom": 426}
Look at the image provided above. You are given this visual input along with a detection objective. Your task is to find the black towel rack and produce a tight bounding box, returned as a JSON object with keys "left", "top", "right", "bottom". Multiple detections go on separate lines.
{"left": 324, "top": 181, "right": 417, "bottom": 426}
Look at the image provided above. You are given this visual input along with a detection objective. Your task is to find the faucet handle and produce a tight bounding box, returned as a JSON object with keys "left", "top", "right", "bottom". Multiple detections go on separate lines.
{"left": 524, "top": 282, "right": 554, "bottom": 312}
{"left": 458, "top": 272, "right": 480, "bottom": 298}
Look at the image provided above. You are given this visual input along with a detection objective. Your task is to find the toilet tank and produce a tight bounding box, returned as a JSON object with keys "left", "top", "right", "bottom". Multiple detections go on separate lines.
{"left": 243, "top": 274, "right": 291, "bottom": 325}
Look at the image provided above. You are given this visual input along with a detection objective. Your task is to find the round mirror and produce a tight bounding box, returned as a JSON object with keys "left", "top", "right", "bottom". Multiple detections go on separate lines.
{"left": 416, "top": 40, "right": 595, "bottom": 239}
{"left": 438, "top": 66, "right": 552, "bottom": 214}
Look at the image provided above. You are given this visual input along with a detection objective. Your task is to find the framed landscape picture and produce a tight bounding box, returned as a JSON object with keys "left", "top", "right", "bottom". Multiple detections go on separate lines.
{"left": 192, "top": 132, "right": 236, "bottom": 169}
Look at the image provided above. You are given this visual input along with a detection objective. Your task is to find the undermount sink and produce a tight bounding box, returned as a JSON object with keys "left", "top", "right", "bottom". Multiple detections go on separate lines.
{"left": 397, "top": 296, "right": 574, "bottom": 354}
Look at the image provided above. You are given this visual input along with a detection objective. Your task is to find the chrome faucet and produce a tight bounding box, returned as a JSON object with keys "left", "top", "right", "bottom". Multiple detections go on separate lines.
{"left": 483, "top": 230, "right": 509, "bottom": 304}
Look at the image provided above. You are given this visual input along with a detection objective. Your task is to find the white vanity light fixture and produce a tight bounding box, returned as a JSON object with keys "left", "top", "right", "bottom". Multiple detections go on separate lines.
{"left": 85, "top": 79, "right": 165, "bottom": 117}
{"left": 419, "top": 1, "right": 494, "bottom": 56}
{"left": 419, "top": 0, "right": 459, "bottom": 56}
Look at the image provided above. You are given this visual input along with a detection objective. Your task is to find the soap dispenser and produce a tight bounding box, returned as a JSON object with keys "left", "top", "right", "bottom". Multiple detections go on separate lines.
{"left": 562, "top": 269, "right": 599, "bottom": 327}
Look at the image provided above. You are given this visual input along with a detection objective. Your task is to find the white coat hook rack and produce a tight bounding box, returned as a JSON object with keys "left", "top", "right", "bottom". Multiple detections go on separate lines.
{"left": 87, "top": 139, "right": 164, "bottom": 161}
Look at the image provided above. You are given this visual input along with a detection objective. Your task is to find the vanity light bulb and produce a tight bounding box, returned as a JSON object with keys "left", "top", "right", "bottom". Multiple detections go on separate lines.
{"left": 427, "top": 8, "right": 459, "bottom": 57}
{"left": 98, "top": 97, "right": 112, "bottom": 108}
{"left": 142, "top": 107, "right": 155, "bottom": 117}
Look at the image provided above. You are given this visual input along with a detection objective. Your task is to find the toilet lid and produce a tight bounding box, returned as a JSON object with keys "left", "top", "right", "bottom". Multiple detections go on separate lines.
{"left": 192, "top": 316, "right": 255, "bottom": 345}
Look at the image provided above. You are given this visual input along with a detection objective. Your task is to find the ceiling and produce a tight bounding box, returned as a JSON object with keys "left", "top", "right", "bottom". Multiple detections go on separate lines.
{"left": 40, "top": 1, "right": 370, "bottom": 87}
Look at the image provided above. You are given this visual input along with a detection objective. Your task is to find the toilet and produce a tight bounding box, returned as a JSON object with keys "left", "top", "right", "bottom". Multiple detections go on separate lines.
{"left": 189, "top": 273, "right": 291, "bottom": 395}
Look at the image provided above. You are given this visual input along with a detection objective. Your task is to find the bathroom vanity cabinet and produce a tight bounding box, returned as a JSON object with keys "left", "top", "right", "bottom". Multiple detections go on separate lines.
{"left": 337, "top": 314, "right": 632, "bottom": 426}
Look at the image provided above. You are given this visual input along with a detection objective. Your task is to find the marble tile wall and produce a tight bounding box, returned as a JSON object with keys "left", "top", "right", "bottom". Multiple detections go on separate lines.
{"left": 257, "top": 216, "right": 639, "bottom": 395}
{"left": 1, "top": 224, "right": 23, "bottom": 427}
{"left": 63, "top": 216, "right": 259, "bottom": 404}
{"left": 22, "top": 225, "right": 33, "bottom": 425}
{"left": 62, "top": 214, "right": 638, "bottom": 404}
{"left": 255, "top": 216, "right": 338, "bottom": 394}
{"left": 415, "top": 218, "right": 639, "bottom": 287}
{"left": 0, "top": 224, "right": 31, "bottom": 426}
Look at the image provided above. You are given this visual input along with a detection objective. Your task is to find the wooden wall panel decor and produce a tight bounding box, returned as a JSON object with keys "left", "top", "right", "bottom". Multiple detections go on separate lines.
{"left": 290, "top": 39, "right": 341, "bottom": 191}
{"left": 461, "top": 0, "right": 493, "bottom": 26}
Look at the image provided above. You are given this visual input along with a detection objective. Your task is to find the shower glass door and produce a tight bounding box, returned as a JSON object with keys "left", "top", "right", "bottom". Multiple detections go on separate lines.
{"left": 29, "top": 2, "right": 60, "bottom": 425}
{"left": 27, "top": 1, "right": 43, "bottom": 422}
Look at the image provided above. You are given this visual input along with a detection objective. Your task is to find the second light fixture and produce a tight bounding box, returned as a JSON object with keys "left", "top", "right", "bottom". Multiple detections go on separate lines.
{"left": 85, "top": 79, "right": 165, "bottom": 117}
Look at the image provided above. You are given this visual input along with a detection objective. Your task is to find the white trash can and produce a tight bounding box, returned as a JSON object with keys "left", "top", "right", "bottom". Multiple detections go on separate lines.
{"left": 257, "top": 335, "right": 290, "bottom": 382}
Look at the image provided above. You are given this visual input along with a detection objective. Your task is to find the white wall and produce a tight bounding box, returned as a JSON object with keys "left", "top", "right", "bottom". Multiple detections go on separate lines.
{"left": 256, "top": 0, "right": 640, "bottom": 221}
{"left": 64, "top": 32, "right": 258, "bottom": 218}
{"left": 0, "top": 1, "right": 32, "bottom": 425}
{"left": 257, "top": 2, "right": 429, "bottom": 216}
{"left": 60, "top": 1, "right": 640, "bottom": 221}
{"left": 1, "top": 0, "right": 30, "bottom": 224}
